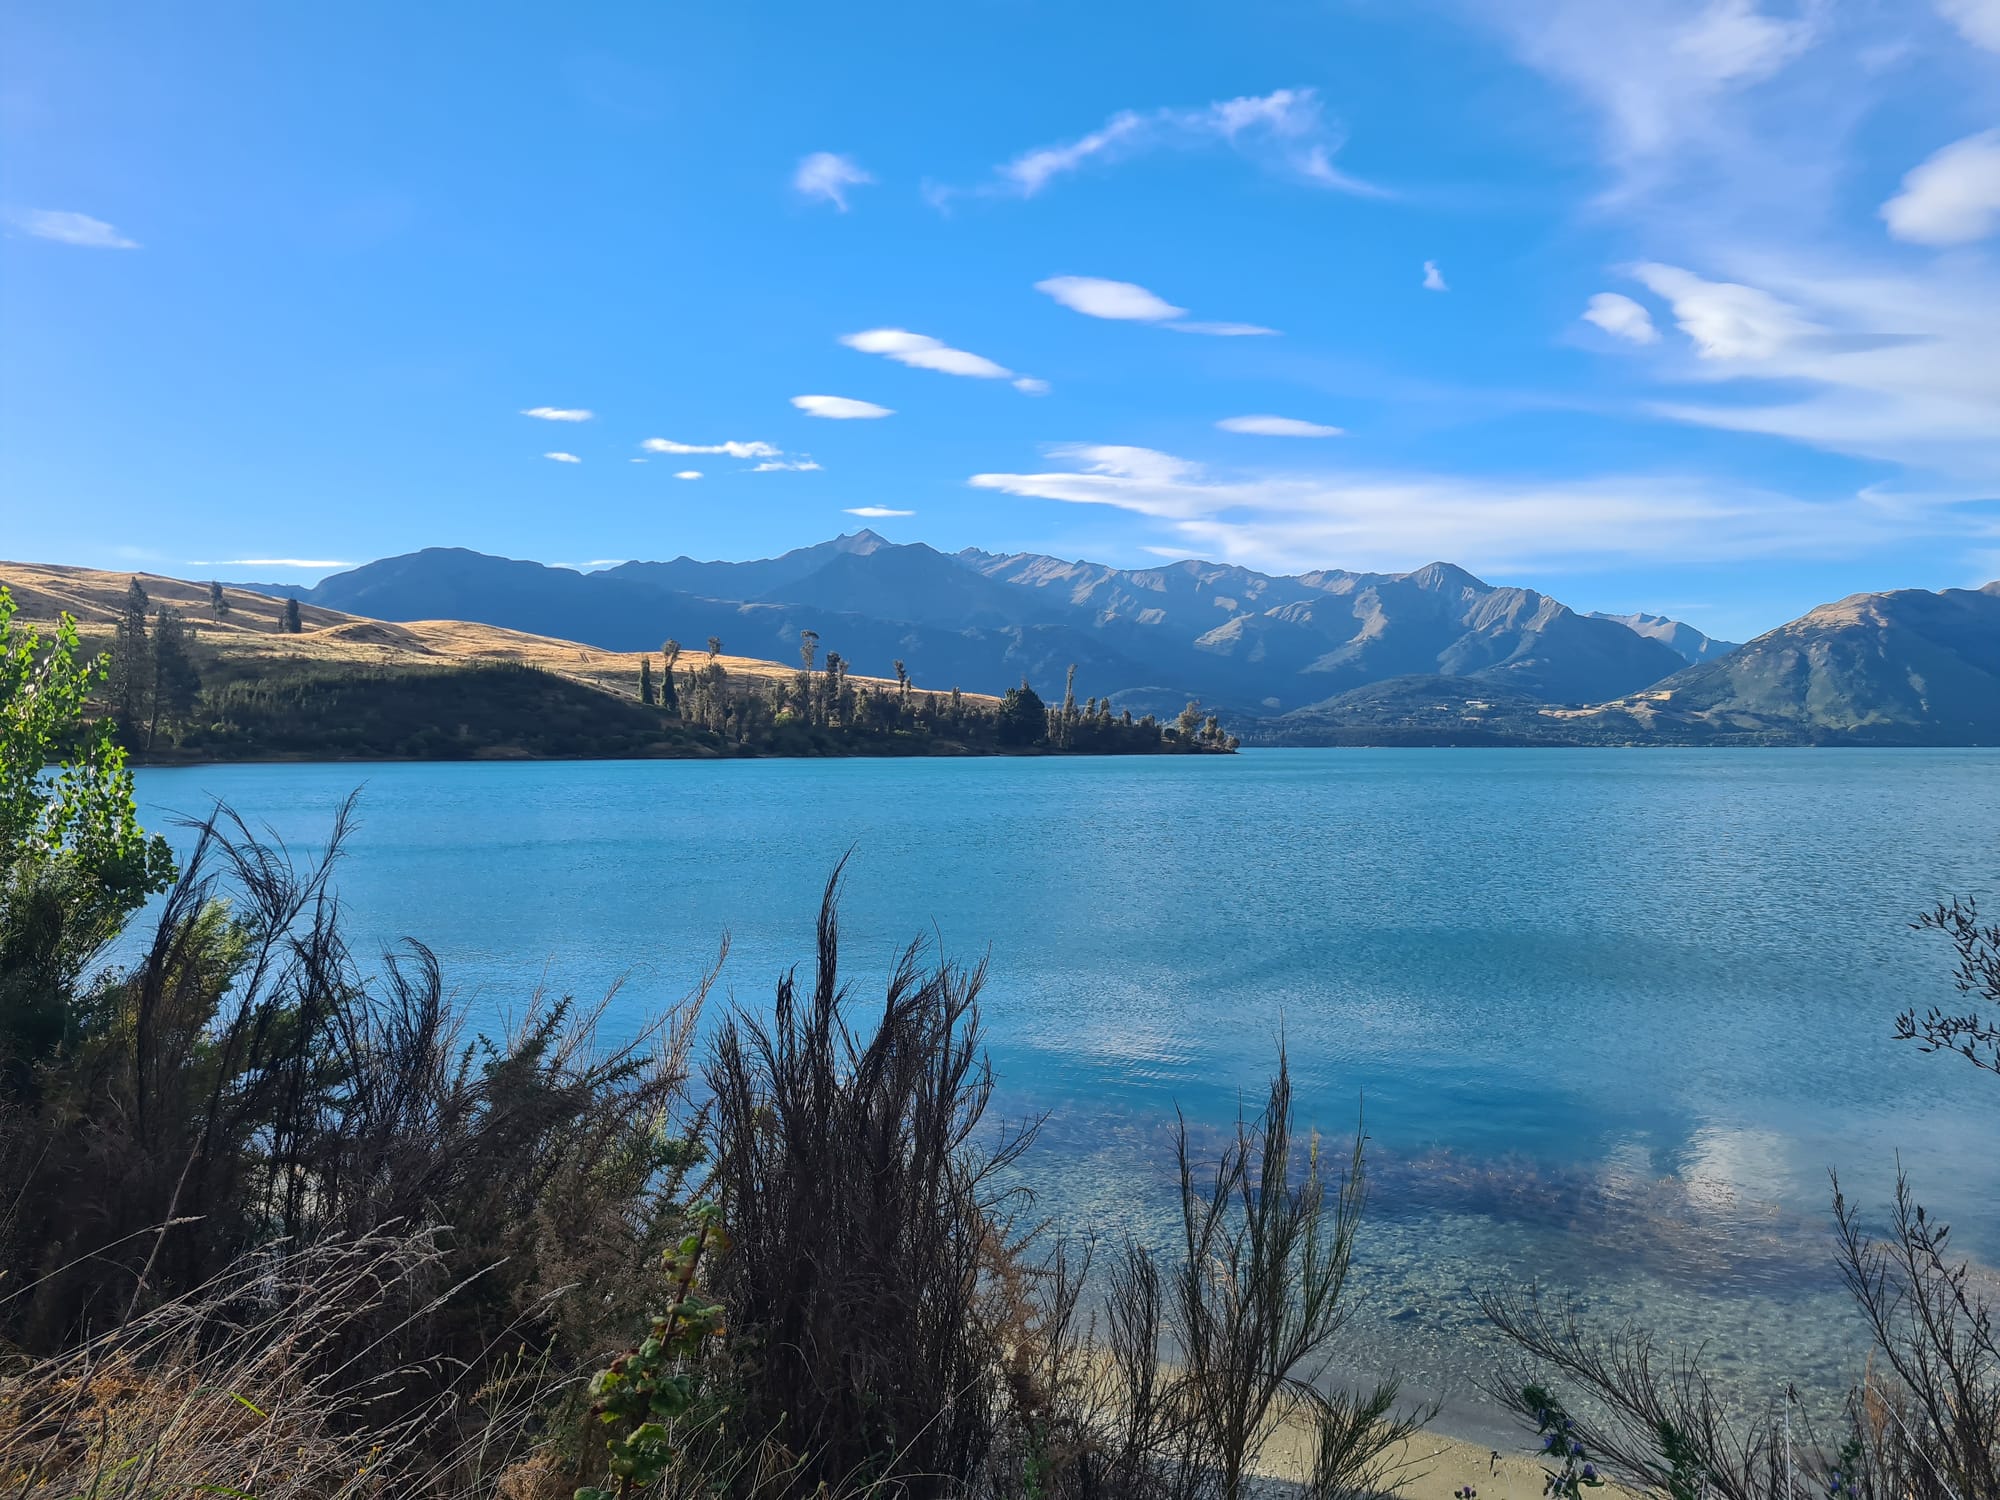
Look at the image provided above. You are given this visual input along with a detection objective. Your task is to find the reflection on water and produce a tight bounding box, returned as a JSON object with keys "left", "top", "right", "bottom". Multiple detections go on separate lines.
{"left": 131, "top": 749, "right": 2000, "bottom": 1436}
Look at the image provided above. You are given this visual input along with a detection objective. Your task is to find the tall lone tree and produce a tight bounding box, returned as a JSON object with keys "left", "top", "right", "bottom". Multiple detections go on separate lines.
{"left": 147, "top": 608, "right": 201, "bottom": 750}
{"left": 107, "top": 578, "right": 151, "bottom": 738}
{"left": 706, "top": 635, "right": 722, "bottom": 660}
{"left": 207, "top": 580, "right": 229, "bottom": 618}
{"left": 661, "top": 638, "right": 682, "bottom": 716}
{"left": 639, "top": 657, "right": 656, "bottom": 706}
{"left": 282, "top": 597, "right": 303, "bottom": 634}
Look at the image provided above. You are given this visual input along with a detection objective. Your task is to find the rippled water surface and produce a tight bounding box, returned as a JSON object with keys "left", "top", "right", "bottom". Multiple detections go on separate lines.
{"left": 134, "top": 749, "right": 2000, "bottom": 1437}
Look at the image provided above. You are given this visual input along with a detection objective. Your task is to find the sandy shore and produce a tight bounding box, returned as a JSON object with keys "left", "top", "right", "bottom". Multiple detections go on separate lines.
{"left": 1249, "top": 1407, "right": 1644, "bottom": 1499}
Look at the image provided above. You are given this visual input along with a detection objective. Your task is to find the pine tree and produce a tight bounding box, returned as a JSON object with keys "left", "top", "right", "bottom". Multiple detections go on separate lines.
{"left": 282, "top": 597, "right": 303, "bottom": 634}
{"left": 707, "top": 635, "right": 722, "bottom": 660}
{"left": 148, "top": 607, "right": 202, "bottom": 749}
{"left": 208, "top": 580, "right": 229, "bottom": 618}
{"left": 640, "top": 657, "right": 657, "bottom": 706}
{"left": 108, "top": 579, "right": 152, "bottom": 738}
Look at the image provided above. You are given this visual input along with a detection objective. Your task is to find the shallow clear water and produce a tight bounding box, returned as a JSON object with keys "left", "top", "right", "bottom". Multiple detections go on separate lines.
{"left": 133, "top": 749, "right": 2000, "bottom": 1440}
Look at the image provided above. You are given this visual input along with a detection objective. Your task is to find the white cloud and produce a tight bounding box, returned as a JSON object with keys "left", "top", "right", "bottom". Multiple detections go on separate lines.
{"left": 960, "top": 87, "right": 1380, "bottom": 200}
{"left": 675, "top": 470, "right": 702, "bottom": 480}
{"left": 846, "top": 506, "right": 914, "bottom": 518}
{"left": 544, "top": 451, "right": 582, "bottom": 463}
{"left": 1013, "top": 376, "right": 1051, "bottom": 395}
{"left": 1582, "top": 291, "right": 1661, "bottom": 342}
{"left": 641, "top": 437, "right": 781, "bottom": 457}
{"left": 841, "top": 328, "right": 1015, "bottom": 379}
{"left": 1882, "top": 130, "right": 2000, "bottom": 247}
{"left": 1217, "top": 415, "right": 1345, "bottom": 437}
{"left": 1035, "top": 275, "right": 1276, "bottom": 335}
{"left": 197, "top": 558, "right": 356, "bottom": 569}
{"left": 630, "top": 458, "right": 647, "bottom": 463}
{"left": 1938, "top": 0, "right": 2000, "bottom": 51}
{"left": 792, "top": 394, "right": 893, "bottom": 419}
{"left": 1037, "top": 275, "right": 1186, "bottom": 322}
{"left": 521, "top": 406, "right": 593, "bottom": 421}
{"left": 794, "top": 151, "right": 873, "bottom": 211}
{"left": 1169, "top": 320, "right": 1280, "bottom": 336}
{"left": 751, "top": 458, "right": 825, "bottom": 471}
{"left": 1632, "top": 262, "right": 1811, "bottom": 359}
{"left": 1423, "top": 260, "right": 1449, "bottom": 291}
{"left": 966, "top": 443, "right": 1969, "bottom": 572}
{"left": 11, "top": 209, "right": 139, "bottom": 248}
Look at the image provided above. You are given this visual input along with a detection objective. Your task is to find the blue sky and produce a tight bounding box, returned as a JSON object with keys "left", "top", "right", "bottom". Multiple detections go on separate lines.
{"left": 4, "top": 0, "right": 1998, "bottom": 640}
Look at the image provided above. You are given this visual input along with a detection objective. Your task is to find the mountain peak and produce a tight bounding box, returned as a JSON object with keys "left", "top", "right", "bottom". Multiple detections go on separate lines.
{"left": 835, "top": 528, "right": 893, "bottom": 553}
{"left": 1405, "top": 561, "right": 1487, "bottom": 593}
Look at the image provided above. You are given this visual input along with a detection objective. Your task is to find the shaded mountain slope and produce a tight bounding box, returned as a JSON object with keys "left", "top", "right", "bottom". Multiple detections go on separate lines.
{"left": 301, "top": 547, "right": 1152, "bottom": 699}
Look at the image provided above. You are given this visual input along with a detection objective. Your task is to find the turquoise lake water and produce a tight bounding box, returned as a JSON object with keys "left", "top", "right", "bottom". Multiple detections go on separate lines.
{"left": 133, "top": 749, "right": 2000, "bottom": 1437}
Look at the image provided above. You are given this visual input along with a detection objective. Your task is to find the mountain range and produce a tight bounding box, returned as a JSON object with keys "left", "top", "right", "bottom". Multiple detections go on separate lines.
{"left": 240, "top": 534, "right": 2000, "bottom": 743}
{"left": 255, "top": 532, "right": 1729, "bottom": 715}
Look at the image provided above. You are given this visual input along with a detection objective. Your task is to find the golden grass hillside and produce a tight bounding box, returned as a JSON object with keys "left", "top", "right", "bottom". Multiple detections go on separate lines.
{"left": 0, "top": 560, "right": 995, "bottom": 707}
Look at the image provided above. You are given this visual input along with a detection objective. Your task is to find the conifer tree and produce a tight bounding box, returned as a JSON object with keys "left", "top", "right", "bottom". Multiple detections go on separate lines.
{"left": 147, "top": 607, "right": 201, "bottom": 749}
{"left": 208, "top": 580, "right": 229, "bottom": 618}
{"left": 640, "top": 656, "right": 656, "bottom": 706}
{"left": 282, "top": 597, "right": 303, "bottom": 634}
{"left": 108, "top": 579, "right": 152, "bottom": 738}
{"left": 707, "top": 635, "right": 722, "bottom": 660}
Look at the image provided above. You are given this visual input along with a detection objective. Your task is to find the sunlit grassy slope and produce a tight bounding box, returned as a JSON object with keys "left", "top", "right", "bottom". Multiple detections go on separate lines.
{"left": 0, "top": 560, "right": 995, "bottom": 708}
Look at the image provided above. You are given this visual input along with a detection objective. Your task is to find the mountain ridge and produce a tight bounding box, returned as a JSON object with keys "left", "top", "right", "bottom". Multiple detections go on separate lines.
{"left": 283, "top": 535, "right": 1697, "bottom": 712}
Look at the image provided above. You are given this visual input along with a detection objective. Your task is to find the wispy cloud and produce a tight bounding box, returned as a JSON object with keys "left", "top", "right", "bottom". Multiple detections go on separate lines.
{"left": 1171, "top": 320, "right": 1279, "bottom": 336}
{"left": 1422, "top": 260, "right": 1449, "bottom": 291}
{"left": 751, "top": 457, "right": 824, "bottom": 471}
{"left": 544, "top": 451, "right": 582, "bottom": 463}
{"left": 195, "top": 558, "right": 355, "bottom": 569}
{"left": 794, "top": 151, "right": 874, "bottom": 211}
{"left": 841, "top": 328, "right": 1044, "bottom": 389}
{"left": 1881, "top": 130, "right": 2000, "bottom": 246}
{"left": 945, "top": 87, "right": 1380, "bottom": 202}
{"left": 1938, "top": 0, "right": 2000, "bottom": 51}
{"left": 1217, "top": 415, "right": 1344, "bottom": 437}
{"left": 675, "top": 470, "right": 702, "bottom": 480}
{"left": 1034, "top": 276, "right": 1278, "bottom": 336}
{"left": 1472, "top": 0, "right": 1818, "bottom": 172}
{"left": 10, "top": 209, "right": 139, "bottom": 249}
{"left": 846, "top": 506, "right": 914, "bottom": 517}
{"left": 1582, "top": 291, "right": 1661, "bottom": 342}
{"left": 792, "top": 395, "right": 893, "bottom": 419}
{"left": 1595, "top": 255, "right": 2000, "bottom": 480}
{"left": 521, "top": 405, "right": 593, "bottom": 421}
{"left": 967, "top": 443, "right": 1969, "bottom": 572}
{"left": 641, "top": 437, "right": 781, "bottom": 457}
